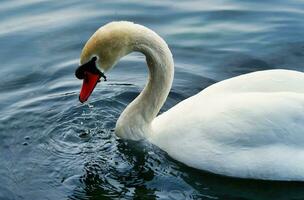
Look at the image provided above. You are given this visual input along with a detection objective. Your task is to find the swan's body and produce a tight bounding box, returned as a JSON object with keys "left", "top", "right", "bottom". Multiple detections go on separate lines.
{"left": 152, "top": 70, "right": 304, "bottom": 180}
{"left": 77, "top": 21, "right": 304, "bottom": 181}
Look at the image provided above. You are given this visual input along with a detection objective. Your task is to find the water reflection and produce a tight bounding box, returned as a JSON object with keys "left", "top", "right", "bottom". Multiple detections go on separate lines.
{"left": 69, "top": 138, "right": 304, "bottom": 200}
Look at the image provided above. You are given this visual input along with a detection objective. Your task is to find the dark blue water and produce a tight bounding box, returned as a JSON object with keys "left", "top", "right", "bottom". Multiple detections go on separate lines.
{"left": 1, "top": 1, "right": 304, "bottom": 199}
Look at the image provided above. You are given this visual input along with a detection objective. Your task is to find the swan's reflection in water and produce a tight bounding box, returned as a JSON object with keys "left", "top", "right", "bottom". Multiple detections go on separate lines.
{"left": 182, "top": 167, "right": 304, "bottom": 200}
{"left": 68, "top": 137, "right": 304, "bottom": 200}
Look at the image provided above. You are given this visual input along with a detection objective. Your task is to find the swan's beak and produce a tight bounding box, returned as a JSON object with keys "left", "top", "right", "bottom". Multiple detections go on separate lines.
{"left": 78, "top": 72, "right": 101, "bottom": 103}
{"left": 75, "top": 56, "right": 106, "bottom": 103}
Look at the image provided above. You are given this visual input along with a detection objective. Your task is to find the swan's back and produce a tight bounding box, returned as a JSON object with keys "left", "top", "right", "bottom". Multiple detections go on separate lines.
{"left": 203, "top": 69, "right": 304, "bottom": 95}
{"left": 150, "top": 69, "right": 304, "bottom": 181}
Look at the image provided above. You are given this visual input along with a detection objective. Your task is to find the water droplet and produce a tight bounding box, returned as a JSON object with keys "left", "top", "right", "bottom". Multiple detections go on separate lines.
{"left": 22, "top": 142, "right": 28, "bottom": 146}
{"left": 24, "top": 136, "right": 30, "bottom": 140}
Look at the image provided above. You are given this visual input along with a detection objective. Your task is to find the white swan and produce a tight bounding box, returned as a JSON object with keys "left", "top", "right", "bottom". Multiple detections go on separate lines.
{"left": 75, "top": 21, "right": 304, "bottom": 181}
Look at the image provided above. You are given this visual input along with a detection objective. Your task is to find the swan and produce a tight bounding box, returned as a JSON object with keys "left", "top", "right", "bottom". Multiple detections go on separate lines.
{"left": 75, "top": 21, "right": 304, "bottom": 181}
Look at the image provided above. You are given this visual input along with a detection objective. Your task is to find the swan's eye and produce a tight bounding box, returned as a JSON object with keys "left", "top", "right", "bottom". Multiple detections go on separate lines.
{"left": 91, "top": 56, "right": 97, "bottom": 62}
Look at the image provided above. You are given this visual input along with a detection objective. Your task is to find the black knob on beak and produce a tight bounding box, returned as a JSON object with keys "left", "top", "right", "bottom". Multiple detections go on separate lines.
{"left": 75, "top": 56, "right": 106, "bottom": 81}
{"left": 75, "top": 56, "right": 98, "bottom": 79}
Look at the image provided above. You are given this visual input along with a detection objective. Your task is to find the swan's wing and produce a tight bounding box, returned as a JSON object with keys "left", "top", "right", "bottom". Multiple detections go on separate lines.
{"left": 152, "top": 70, "right": 304, "bottom": 146}
{"left": 152, "top": 92, "right": 304, "bottom": 149}
{"left": 204, "top": 69, "right": 304, "bottom": 95}
{"left": 150, "top": 70, "right": 304, "bottom": 180}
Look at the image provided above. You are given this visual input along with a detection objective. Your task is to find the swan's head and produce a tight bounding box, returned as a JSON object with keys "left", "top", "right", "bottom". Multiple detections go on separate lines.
{"left": 75, "top": 21, "right": 135, "bottom": 103}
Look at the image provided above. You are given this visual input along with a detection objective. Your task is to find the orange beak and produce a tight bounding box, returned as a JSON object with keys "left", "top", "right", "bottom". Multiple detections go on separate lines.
{"left": 79, "top": 71, "right": 101, "bottom": 103}
{"left": 75, "top": 56, "right": 106, "bottom": 103}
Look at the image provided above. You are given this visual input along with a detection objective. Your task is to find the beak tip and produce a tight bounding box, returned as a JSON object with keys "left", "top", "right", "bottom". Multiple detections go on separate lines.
{"left": 79, "top": 96, "right": 86, "bottom": 103}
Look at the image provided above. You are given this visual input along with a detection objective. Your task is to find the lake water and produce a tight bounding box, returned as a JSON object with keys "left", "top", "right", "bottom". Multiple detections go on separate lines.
{"left": 1, "top": 0, "right": 304, "bottom": 199}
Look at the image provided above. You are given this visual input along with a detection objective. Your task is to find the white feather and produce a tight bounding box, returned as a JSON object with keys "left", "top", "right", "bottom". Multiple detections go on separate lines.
{"left": 151, "top": 70, "right": 304, "bottom": 180}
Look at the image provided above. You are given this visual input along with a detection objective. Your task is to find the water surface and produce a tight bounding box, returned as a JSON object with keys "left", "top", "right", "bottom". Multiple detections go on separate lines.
{"left": 1, "top": 0, "right": 304, "bottom": 199}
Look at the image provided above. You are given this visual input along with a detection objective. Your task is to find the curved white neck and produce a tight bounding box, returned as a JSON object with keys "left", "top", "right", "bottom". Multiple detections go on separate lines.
{"left": 115, "top": 27, "right": 174, "bottom": 140}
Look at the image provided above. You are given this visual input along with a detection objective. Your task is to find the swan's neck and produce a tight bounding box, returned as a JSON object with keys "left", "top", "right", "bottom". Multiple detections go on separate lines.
{"left": 115, "top": 28, "right": 174, "bottom": 140}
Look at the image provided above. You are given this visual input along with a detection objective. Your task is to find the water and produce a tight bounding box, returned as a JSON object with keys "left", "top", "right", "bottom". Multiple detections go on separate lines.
{"left": 1, "top": 0, "right": 304, "bottom": 199}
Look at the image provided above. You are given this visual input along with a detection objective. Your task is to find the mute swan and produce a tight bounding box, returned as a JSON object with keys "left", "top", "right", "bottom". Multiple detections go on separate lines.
{"left": 75, "top": 21, "right": 304, "bottom": 181}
